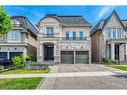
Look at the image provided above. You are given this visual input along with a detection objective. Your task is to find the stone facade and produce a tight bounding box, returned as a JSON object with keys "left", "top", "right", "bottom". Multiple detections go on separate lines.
{"left": 37, "top": 14, "right": 92, "bottom": 64}
{"left": 91, "top": 11, "right": 127, "bottom": 64}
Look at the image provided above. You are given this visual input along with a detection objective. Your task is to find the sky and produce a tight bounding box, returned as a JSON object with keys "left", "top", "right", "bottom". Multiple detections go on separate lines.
{"left": 3, "top": 6, "right": 127, "bottom": 26}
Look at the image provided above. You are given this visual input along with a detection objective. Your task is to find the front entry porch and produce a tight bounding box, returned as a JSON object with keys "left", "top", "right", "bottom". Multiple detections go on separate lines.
{"left": 106, "top": 39, "right": 127, "bottom": 64}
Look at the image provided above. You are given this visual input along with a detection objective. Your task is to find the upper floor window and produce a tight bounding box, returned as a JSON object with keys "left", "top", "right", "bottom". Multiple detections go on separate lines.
{"left": 72, "top": 32, "right": 76, "bottom": 40}
{"left": 12, "top": 19, "right": 20, "bottom": 27}
{"left": 107, "top": 28, "right": 111, "bottom": 38}
{"left": 112, "top": 28, "right": 116, "bottom": 39}
{"left": 0, "top": 35, "right": 4, "bottom": 41}
{"left": 117, "top": 28, "right": 121, "bottom": 39}
{"left": 9, "top": 31, "right": 21, "bottom": 42}
{"left": 46, "top": 27, "right": 54, "bottom": 37}
{"left": 66, "top": 31, "right": 69, "bottom": 40}
{"left": 107, "top": 28, "right": 122, "bottom": 39}
{"left": 79, "top": 31, "right": 83, "bottom": 40}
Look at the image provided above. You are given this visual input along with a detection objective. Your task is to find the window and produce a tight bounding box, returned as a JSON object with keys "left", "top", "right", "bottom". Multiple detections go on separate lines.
{"left": 72, "top": 32, "right": 76, "bottom": 40}
{"left": 46, "top": 27, "right": 54, "bottom": 37}
{"left": 112, "top": 28, "right": 116, "bottom": 39}
{"left": 66, "top": 32, "right": 69, "bottom": 40}
{"left": 107, "top": 28, "right": 111, "bottom": 38}
{"left": 117, "top": 28, "right": 121, "bottom": 39}
{"left": 0, "top": 35, "right": 4, "bottom": 41}
{"left": 79, "top": 31, "right": 83, "bottom": 40}
{"left": 9, "top": 31, "right": 21, "bottom": 42}
{"left": 12, "top": 19, "right": 20, "bottom": 27}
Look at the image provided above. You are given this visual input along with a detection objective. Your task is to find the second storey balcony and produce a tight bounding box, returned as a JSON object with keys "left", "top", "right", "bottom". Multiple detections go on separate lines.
{"left": 37, "top": 33, "right": 60, "bottom": 41}
{"left": 61, "top": 37, "right": 90, "bottom": 42}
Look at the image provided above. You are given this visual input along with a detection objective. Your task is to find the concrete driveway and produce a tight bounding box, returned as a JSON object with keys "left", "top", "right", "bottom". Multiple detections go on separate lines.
{"left": 38, "top": 64, "right": 127, "bottom": 89}
{"left": 58, "top": 64, "right": 112, "bottom": 72}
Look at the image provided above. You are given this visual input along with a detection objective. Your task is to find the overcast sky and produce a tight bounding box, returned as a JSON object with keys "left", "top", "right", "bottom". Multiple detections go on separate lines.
{"left": 3, "top": 6, "right": 127, "bottom": 26}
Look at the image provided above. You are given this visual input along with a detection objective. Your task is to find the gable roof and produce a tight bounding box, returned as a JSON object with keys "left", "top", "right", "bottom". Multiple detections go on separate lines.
{"left": 38, "top": 14, "right": 92, "bottom": 27}
{"left": 11, "top": 16, "right": 38, "bottom": 37}
{"left": 90, "top": 10, "right": 126, "bottom": 36}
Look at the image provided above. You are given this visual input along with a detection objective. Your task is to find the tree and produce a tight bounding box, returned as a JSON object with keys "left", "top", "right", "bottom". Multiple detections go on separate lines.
{"left": 0, "top": 6, "right": 13, "bottom": 34}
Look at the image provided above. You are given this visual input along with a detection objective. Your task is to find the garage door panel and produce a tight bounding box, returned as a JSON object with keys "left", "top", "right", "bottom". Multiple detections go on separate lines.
{"left": 75, "top": 51, "right": 88, "bottom": 64}
{"left": 61, "top": 51, "right": 74, "bottom": 64}
{"left": 9, "top": 52, "right": 23, "bottom": 59}
{"left": 0, "top": 52, "right": 7, "bottom": 60}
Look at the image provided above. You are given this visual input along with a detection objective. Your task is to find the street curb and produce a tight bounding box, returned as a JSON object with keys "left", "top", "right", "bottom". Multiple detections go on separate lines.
{"left": 36, "top": 77, "right": 45, "bottom": 89}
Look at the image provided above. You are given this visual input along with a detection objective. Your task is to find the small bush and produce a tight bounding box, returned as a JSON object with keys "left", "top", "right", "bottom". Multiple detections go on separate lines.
{"left": 26, "top": 53, "right": 36, "bottom": 62}
{"left": 12, "top": 55, "right": 25, "bottom": 68}
{"left": 102, "top": 58, "right": 112, "bottom": 64}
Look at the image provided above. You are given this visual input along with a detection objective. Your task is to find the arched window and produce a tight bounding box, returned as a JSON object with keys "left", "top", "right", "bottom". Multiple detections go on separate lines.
{"left": 12, "top": 19, "right": 20, "bottom": 26}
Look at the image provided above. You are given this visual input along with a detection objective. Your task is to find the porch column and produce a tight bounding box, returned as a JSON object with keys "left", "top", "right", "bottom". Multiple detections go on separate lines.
{"left": 40, "top": 43, "right": 42, "bottom": 56}
{"left": 23, "top": 47, "right": 27, "bottom": 58}
{"left": 111, "top": 42, "right": 115, "bottom": 60}
{"left": 126, "top": 43, "right": 127, "bottom": 61}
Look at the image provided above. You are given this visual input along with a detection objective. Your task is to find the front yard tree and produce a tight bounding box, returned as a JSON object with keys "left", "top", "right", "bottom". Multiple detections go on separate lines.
{"left": 0, "top": 6, "right": 13, "bottom": 34}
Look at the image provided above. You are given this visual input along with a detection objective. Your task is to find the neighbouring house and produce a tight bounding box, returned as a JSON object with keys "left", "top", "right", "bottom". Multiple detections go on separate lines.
{"left": 37, "top": 14, "right": 92, "bottom": 64}
{"left": 90, "top": 10, "right": 127, "bottom": 64}
{"left": 0, "top": 16, "right": 38, "bottom": 60}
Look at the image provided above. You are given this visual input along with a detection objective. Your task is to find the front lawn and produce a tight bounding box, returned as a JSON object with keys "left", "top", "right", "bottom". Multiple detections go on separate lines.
{"left": 0, "top": 77, "right": 42, "bottom": 89}
{"left": 1, "top": 69, "right": 50, "bottom": 74}
{"left": 109, "top": 65, "right": 127, "bottom": 71}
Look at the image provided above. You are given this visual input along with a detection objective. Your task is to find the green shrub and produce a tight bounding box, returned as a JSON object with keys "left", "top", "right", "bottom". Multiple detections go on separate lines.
{"left": 102, "top": 58, "right": 112, "bottom": 64}
{"left": 12, "top": 55, "right": 25, "bottom": 68}
{"left": 26, "top": 53, "right": 36, "bottom": 62}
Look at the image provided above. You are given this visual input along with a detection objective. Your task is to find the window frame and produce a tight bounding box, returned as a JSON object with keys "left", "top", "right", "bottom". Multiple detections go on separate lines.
{"left": 46, "top": 27, "right": 54, "bottom": 37}
{"left": 79, "top": 31, "right": 83, "bottom": 40}
{"left": 66, "top": 31, "right": 69, "bottom": 40}
{"left": 72, "top": 32, "right": 76, "bottom": 40}
{"left": 9, "top": 31, "right": 21, "bottom": 42}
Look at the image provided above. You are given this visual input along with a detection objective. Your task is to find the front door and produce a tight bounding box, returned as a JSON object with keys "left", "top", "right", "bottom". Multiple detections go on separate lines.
{"left": 115, "top": 45, "right": 119, "bottom": 60}
{"left": 44, "top": 45, "right": 54, "bottom": 60}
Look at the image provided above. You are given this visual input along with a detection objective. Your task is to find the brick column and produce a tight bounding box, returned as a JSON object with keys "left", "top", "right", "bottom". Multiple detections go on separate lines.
{"left": 111, "top": 42, "right": 115, "bottom": 60}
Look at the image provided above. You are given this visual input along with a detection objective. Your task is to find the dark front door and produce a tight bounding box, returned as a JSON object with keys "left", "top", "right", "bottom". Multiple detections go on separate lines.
{"left": 44, "top": 45, "right": 54, "bottom": 60}
{"left": 115, "top": 45, "right": 119, "bottom": 60}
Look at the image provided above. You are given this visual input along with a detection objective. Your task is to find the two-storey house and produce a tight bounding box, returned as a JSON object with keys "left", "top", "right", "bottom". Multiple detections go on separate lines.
{"left": 37, "top": 14, "right": 92, "bottom": 64}
{"left": 0, "top": 16, "right": 38, "bottom": 60}
{"left": 91, "top": 10, "right": 127, "bottom": 64}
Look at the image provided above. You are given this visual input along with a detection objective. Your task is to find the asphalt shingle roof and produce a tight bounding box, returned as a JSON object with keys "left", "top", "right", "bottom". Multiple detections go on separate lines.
{"left": 40, "top": 14, "right": 92, "bottom": 26}
{"left": 11, "top": 16, "right": 38, "bottom": 36}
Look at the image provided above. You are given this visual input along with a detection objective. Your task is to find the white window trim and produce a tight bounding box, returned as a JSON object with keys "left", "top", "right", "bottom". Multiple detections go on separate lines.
{"left": 8, "top": 31, "right": 21, "bottom": 43}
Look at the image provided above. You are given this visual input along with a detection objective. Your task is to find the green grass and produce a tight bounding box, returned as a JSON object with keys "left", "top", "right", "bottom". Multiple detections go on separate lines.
{"left": 109, "top": 65, "right": 127, "bottom": 71}
{"left": 2, "top": 69, "right": 50, "bottom": 74}
{"left": 0, "top": 77, "right": 42, "bottom": 89}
